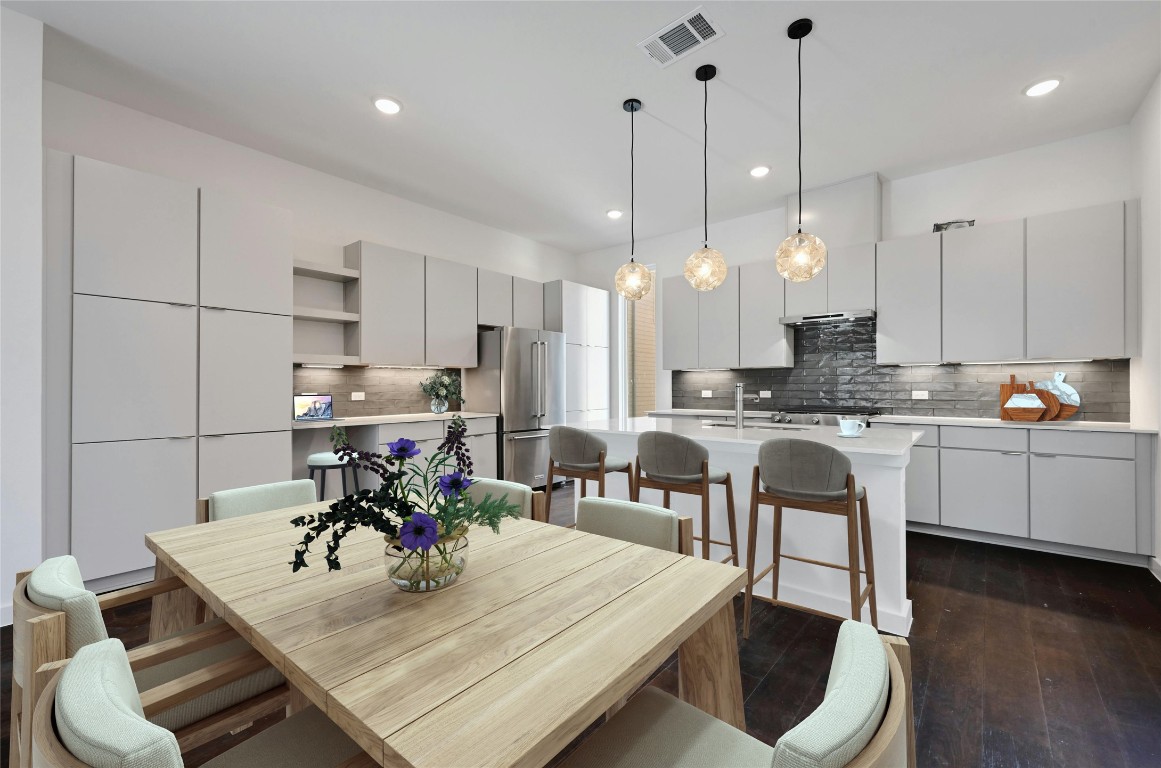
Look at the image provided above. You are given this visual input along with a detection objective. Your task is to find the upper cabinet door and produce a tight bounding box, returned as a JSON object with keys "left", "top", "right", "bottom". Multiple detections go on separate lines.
{"left": 73, "top": 156, "right": 197, "bottom": 305}
{"left": 586, "top": 287, "right": 610, "bottom": 348}
{"left": 876, "top": 234, "right": 942, "bottom": 364}
{"left": 200, "top": 309, "right": 291, "bottom": 435}
{"left": 200, "top": 190, "right": 292, "bottom": 315}
{"left": 477, "top": 269, "right": 514, "bottom": 327}
{"left": 349, "top": 242, "right": 426, "bottom": 366}
{"left": 512, "top": 277, "right": 544, "bottom": 330}
{"left": 661, "top": 275, "right": 699, "bottom": 370}
{"left": 425, "top": 257, "right": 479, "bottom": 367}
{"left": 72, "top": 295, "right": 197, "bottom": 442}
{"left": 698, "top": 267, "right": 740, "bottom": 369}
{"left": 827, "top": 243, "right": 876, "bottom": 311}
{"left": 561, "top": 281, "right": 588, "bottom": 345}
{"left": 1027, "top": 202, "right": 1125, "bottom": 359}
{"left": 784, "top": 265, "right": 828, "bottom": 318}
{"left": 942, "top": 219, "right": 1025, "bottom": 363}
{"left": 739, "top": 263, "right": 792, "bottom": 368}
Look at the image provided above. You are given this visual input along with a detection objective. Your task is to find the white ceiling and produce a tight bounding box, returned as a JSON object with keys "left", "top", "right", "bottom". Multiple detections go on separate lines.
{"left": 9, "top": 1, "right": 1160, "bottom": 253}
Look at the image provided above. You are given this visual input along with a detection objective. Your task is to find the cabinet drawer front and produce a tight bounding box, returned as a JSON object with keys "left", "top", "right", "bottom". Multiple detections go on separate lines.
{"left": 939, "top": 448, "right": 1029, "bottom": 537}
{"left": 463, "top": 417, "right": 498, "bottom": 437}
{"left": 940, "top": 426, "right": 1027, "bottom": 452}
{"left": 1029, "top": 430, "right": 1134, "bottom": 459}
{"left": 380, "top": 420, "right": 445, "bottom": 444}
{"left": 873, "top": 423, "right": 937, "bottom": 447}
{"left": 1031, "top": 455, "right": 1136, "bottom": 553}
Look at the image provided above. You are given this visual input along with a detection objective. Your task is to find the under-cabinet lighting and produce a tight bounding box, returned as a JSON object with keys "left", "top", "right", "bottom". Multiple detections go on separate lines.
{"left": 959, "top": 359, "right": 1093, "bottom": 365}
{"left": 300, "top": 364, "right": 344, "bottom": 369}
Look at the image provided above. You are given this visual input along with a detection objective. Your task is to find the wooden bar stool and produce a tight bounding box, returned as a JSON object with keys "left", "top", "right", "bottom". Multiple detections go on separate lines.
{"left": 743, "top": 438, "right": 877, "bottom": 638}
{"left": 632, "top": 431, "right": 738, "bottom": 565}
{"left": 544, "top": 426, "right": 633, "bottom": 527}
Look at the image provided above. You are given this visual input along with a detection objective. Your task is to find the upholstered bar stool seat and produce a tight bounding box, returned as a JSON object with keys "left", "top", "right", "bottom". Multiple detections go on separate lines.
{"left": 744, "top": 439, "right": 878, "bottom": 638}
{"left": 545, "top": 426, "right": 634, "bottom": 527}
{"left": 633, "top": 431, "right": 738, "bottom": 565}
{"left": 306, "top": 451, "right": 360, "bottom": 501}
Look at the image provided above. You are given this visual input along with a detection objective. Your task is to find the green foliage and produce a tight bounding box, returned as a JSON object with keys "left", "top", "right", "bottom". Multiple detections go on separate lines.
{"left": 420, "top": 369, "right": 464, "bottom": 404}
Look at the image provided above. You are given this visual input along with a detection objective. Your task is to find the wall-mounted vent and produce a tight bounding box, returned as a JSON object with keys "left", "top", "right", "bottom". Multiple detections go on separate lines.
{"left": 637, "top": 7, "right": 724, "bottom": 68}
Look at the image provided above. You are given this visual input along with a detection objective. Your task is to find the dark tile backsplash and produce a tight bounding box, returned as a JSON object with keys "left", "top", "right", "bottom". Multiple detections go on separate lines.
{"left": 671, "top": 318, "right": 1130, "bottom": 421}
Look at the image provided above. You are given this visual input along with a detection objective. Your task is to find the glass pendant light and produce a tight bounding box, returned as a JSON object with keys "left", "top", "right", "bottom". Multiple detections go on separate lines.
{"left": 615, "top": 98, "right": 653, "bottom": 301}
{"left": 776, "top": 19, "right": 827, "bottom": 283}
{"left": 684, "top": 65, "right": 727, "bottom": 292}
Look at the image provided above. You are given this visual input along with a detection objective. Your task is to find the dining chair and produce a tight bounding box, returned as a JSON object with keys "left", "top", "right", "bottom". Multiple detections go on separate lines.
{"left": 559, "top": 620, "right": 915, "bottom": 768}
{"left": 464, "top": 477, "right": 546, "bottom": 522}
{"left": 575, "top": 497, "right": 694, "bottom": 556}
{"left": 31, "top": 638, "right": 376, "bottom": 768}
{"left": 197, "top": 478, "right": 319, "bottom": 523}
{"left": 9, "top": 556, "right": 287, "bottom": 768}
{"left": 545, "top": 426, "right": 633, "bottom": 527}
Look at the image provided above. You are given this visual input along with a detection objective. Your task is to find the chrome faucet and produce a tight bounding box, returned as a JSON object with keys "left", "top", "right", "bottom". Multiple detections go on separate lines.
{"left": 734, "top": 383, "right": 760, "bottom": 426}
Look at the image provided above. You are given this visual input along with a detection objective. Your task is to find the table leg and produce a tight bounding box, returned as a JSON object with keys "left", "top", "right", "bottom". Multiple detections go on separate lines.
{"left": 148, "top": 558, "right": 204, "bottom": 641}
{"left": 678, "top": 600, "right": 746, "bottom": 730}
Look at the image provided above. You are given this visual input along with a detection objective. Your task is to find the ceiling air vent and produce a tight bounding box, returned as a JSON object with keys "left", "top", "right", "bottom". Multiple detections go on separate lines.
{"left": 637, "top": 7, "right": 724, "bottom": 68}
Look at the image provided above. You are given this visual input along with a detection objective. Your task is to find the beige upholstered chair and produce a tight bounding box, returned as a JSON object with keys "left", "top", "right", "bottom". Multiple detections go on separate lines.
{"left": 200, "top": 478, "right": 318, "bottom": 523}
{"left": 633, "top": 431, "right": 739, "bottom": 565}
{"left": 545, "top": 426, "right": 633, "bottom": 527}
{"left": 465, "top": 477, "right": 546, "bottom": 522}
{"left": 744, "top": 439, "right": 878, "bottom": 639}
{"left": 9, "top": 556, "right": 287, "bottom": 768}
{"left": 31, "top": 638, "right": 376, "bottom": 768}
{"left": 575, "top": 498, "right": 693, "bottom": 555}
{"left": 559, "top": 621, "right": 915, "bottom": 768}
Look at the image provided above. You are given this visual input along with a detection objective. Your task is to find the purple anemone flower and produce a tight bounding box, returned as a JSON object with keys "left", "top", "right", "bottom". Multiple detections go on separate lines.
{"left": 438, "top": 472, "right": 472, "bottom": 499}
{"left": 400, "top": 512, "right": 440, "bottom": 551}
{"left": 386, "top": 438, "right": 421, "bottom": 459}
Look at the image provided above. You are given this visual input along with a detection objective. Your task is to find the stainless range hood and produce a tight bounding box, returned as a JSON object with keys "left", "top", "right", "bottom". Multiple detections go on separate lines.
{"left": 779, "top": 309, "right": 875, "bottom": 326}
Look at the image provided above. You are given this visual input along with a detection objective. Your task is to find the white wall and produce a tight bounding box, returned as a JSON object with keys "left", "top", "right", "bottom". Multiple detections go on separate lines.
{"left": 43, "top": 83, "right": 575, "bottom": 281}
{"left": 1, "top": 8, "right": 45, "bottom": 625}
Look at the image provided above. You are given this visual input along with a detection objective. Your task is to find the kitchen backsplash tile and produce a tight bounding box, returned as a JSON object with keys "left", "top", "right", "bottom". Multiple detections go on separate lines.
{"left": 293, "top": 367, "right": 454, "bottom": 417}
{"left": 671, "top": 318, "right": 1130, "bottom": 421}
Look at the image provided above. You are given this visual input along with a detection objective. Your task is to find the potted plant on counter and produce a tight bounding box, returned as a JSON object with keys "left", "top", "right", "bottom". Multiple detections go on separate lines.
{"left": 420, "top": 369, "right": 463, "bottom": 414}
{"left": 288, "top": 415, "right": 520, "bottom": 592}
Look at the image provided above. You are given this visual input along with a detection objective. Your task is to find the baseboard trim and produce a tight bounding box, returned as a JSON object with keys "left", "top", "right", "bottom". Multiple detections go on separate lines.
{"left": 907, "top": 523, "right": 1149, "bottom": 568}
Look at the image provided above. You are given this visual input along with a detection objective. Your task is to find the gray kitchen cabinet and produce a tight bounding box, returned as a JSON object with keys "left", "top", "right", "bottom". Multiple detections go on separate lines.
{"left": 942, "top": 219, "right": 1025, "bottom": 363}
{"left": 72, "top": 295, "right": 197, "bottom": 443}
{"left": 784, "top": 263, "right": 828, "bottom": 317}
{"left": 513, "top": 277, "right": 544, "bottom": 330}
{"left": 876, "top": 233, "right": 942, "bottom": 364}
{"left": 71, "top": 437, "right": 196, "bottom": 581}
{"left": 477, "top": 269, "right": 514, "bottom": 327}
{"left": 426, "top": 257, "right": 479, "bottom": 367}
{"left": 200, "top": 309, "right": 291, "bottom": 435}
{"left": 738, "top": 262, "right": 793, "bottom": 368}
{"left": 586, "top": 345, "right": 610, "bottom": 411}
{"left": 907, "top": 447, "right": 941, "bottom": 525}
{"left": 940, "top": 447, "right": 1029, "bottom": 537}
{"left": 661, "top": 275, "right": 699, "bottom": 370}
{"left": 1026, "top": 202, "right": 1125, "bottom": 359}
{"left": 566, "top": 344, "right": 586, "bottom": 412}
{"left": 198, "top": 431, "right": 291, "bottom": 498}
{"left": 200, "top": 190, "right": 293, "bottom": 315}
{"left": 73, "top": 156, "right": 198, "bottom": 305}
{"left": 469, "top": 433, "right": 499, "bottom": 479}
{"left": 697, "top": 266, "right": 740, "bottom": 369}
{"left": 544, "top": 280, "right": 589, "bottom": 346}
{"left": 586, "top": 287, "right": 611, "bottom": 348}
{"left": 1030, "top": 454, "right": 1136, "bottom": 553}
{"left": 827, "top": 243, "right": 877, "bottom": 312}
{"left": 346, "top": 242, "right": 426, "bottom": 366}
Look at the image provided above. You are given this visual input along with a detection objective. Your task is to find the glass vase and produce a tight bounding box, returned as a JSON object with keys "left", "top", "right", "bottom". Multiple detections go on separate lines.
{"left": 384, "top": 530, "right": 469, "bottom": 592}
{"left": 430, "top": 397, "right": 449, "bottom": 414}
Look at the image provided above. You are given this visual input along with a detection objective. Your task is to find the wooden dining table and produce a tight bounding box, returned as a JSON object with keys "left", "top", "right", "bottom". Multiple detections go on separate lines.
{"left": 145, "top": 503, "right": 749, "bottom": 768}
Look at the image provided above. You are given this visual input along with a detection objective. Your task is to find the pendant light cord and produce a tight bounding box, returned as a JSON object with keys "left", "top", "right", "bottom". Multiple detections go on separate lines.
{"left": 797, "top": 36, "right": 803, "bottom": 234}
{"left": 630, "top": 105, "right": 635, "bottom": 260}
{"left": 703, "top": 77, "right": 709, "bottom": 247}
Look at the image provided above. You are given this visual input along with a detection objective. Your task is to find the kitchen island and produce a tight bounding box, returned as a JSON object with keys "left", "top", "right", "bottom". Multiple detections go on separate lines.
{"left": 569, "top": 416, "right": 919, "bottom": 635}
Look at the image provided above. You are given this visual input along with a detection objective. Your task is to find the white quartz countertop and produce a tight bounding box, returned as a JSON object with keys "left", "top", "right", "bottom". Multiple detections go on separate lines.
{"left": 291, "top": 412, "right": 498, "bottom": 431}
{"left": 870, "top": 414, "right": 1156, "bottom": 434}
{"left": 574, "top": 417, "right": 920, "bottom": 458}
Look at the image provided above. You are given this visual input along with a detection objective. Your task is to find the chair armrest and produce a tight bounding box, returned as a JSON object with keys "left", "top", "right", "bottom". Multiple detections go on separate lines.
{"left": 126, "top": 618, "right": 240, "bottom": 672}
{"left": 98, "top": 575, "right": 187, "bottom": 611}
{"left": 139, "top": 647, "right": 272, "bottom": 719}
{"left": 532, "top": 490, "right": 547, "bottom": 523}
{"left": 678, "top": 517, "right": 694, "bottom": 556}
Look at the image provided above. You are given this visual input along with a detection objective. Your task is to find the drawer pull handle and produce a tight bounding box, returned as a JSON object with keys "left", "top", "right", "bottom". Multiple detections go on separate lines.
{"left": 1033, "top": 453, "right": 1057, "bottom": 458}
{"left": 1000, "top": 451, "right": 1024, "bottom": 456}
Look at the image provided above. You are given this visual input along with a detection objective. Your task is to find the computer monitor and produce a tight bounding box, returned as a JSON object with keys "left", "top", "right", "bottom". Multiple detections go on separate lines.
{"left": 293, "top": 394, "right": 334, "bottom": 421}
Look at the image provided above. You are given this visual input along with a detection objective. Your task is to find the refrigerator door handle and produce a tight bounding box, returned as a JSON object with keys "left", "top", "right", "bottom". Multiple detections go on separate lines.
{"left": 539, "top": 341, "right": 548, "bottom": 418}
{"left": 530, "top": 341, "right": 540, "bottom": 418}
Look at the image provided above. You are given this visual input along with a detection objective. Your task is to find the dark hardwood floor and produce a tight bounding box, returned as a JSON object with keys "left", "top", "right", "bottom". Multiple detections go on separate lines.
{"left": 4, "top": 482, "right": 1160, "bottom": 767}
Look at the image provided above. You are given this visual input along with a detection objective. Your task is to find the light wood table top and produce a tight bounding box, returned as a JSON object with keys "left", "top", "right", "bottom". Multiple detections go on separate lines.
{"left": 147, "top": 503, "right": 748, "bottom": 768}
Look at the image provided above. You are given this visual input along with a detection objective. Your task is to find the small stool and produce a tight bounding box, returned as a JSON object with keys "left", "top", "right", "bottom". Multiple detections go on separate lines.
{"left": 743, "top": 438, "right": 877, "bottom": 639}
{"left": 545, "top": 426, "right": 633, "bottom": 528}
{"left": 307, "top": 452, "right": 361, "bottom": 501}
{"left": 632, "top": 431, "right": 738, "bottom": 565}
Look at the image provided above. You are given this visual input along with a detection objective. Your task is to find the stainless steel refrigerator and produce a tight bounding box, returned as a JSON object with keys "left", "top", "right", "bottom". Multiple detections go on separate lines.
{"left": 465, "top": 327, "right": 565, "bottom": 488}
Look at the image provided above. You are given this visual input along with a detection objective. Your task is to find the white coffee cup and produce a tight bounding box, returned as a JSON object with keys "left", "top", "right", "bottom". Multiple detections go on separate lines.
{"left": 839, "top": 418, "right": 865, "bottom": 436}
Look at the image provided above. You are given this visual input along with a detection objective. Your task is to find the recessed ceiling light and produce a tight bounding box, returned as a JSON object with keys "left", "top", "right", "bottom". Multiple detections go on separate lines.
{"left": 606, "top": 209, "right": 623, "bottom": 219}
{"left": 750, "top": 166, "right": 770, "bottom": 178}
{"left": 374, "top": 97, "right": 402, "bottom": 115}
{"left": 1023, "top": 79, "right": 1060, "bottom": 97}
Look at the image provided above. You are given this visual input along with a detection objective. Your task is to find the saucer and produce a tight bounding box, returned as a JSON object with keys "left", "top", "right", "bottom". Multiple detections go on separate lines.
{"left": 836, "top": 432, "right": 863, "bottom": 438}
